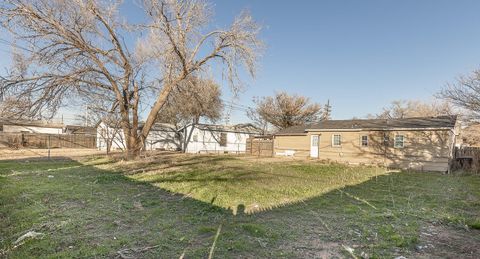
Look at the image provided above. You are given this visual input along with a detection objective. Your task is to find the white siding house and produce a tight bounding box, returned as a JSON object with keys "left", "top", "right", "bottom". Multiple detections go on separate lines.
{"left": 1, "top": 121, "right": 64, "bottom": 134}
{"left": 182, "top": 124, "right": 261, "bottom": 154}
{"left": 96, "top": 122, "right": 179, "bottom": 151}
{"left": 96, "top": 122, "right": 126, "bottom": 151}
{"left": 144, "top": 124, "right": 180, "bottom": 151}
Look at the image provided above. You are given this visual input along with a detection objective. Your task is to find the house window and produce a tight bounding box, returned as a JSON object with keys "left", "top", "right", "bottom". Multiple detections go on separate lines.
{"left": 332, "top": 134, "right": 341, "bottom": 147}
{"left": 361, "top": 135, "right": 368, "bottom": 147}
{"left": 219, "top": 133, "right": 227, "bottom": 147}
{"left": 192, "top": 134, "right": 198, "bottom": 142}
{"left": 394, "top": 135, "right": 405, "bottom": 148}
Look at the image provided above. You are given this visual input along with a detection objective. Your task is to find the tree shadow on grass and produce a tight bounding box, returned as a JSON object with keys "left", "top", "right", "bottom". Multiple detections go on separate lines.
{"left": 1, "top": 156, "right": 479, "bottom": 258}
{"left": 0, "top": 157, "right": 236, "bottom": 258}
{"left": 118, "top": 153, "right": 238, "bottom": 175}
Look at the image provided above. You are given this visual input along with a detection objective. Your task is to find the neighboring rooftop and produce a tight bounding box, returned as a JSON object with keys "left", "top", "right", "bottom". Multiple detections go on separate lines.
{"left": 100, "top": 121, "right": 261, "bottom": 134}
{"left": 65, "top": 125, "right": 97, "bottom": 134}
{"left": 0, "top": 119, "right": 64, "bottom": 128}
{"left": 190, "top": 123, "right": 262, "bottom": 134}
{"left": 275, "top": 115, "right": 458, "bottom": 135}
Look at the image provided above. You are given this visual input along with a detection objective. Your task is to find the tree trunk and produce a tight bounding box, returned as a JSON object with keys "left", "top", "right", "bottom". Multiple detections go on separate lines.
{"left": 183, "top": 122, "right": 196, "bottom": 153}
{"left": 125, "top": 128, "right": 142, "bottom": 159}
{"left": 140, "top": 80, "right": 184, "bottom": 146}
{"left": 106, "top": 139, "right": 111, "bottom": 155}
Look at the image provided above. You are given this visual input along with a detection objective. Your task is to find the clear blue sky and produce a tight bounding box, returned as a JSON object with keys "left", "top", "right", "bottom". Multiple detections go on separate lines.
{"left": 211, "top": 0, "right": 480, "bottom": 121}
{"left": 2, "top": 0, "right": 480, "bottom": 123}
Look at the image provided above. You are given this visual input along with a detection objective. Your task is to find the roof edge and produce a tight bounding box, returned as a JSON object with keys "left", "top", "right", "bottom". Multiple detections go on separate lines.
{"left": 305, "top": 127, "right": 455, "bottom": 132}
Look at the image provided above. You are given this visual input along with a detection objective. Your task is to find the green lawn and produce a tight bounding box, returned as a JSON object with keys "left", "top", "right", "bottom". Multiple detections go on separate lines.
{"left": 1, "top": 154, "right": 479, "bottom": 258}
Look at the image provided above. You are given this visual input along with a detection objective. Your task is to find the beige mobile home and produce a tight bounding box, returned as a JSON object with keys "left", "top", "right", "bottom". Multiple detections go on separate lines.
{"left": 274, "top": 116, "right": 459, "bottom": 172}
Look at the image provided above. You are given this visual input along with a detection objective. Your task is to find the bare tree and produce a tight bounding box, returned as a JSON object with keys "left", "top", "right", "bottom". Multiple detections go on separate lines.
{"left": 246, "top": 105, "right": 270, "bottom": 135}
{"left": 371, "top": 99, "right": 454, "bottom": 119}
{"left": 439, "top": 69, "right": 480, "bottom": 119}
{"left": 156, "top": 77, "right": 223, "bottom": 151}
{"left": 0, "top": 97, "right": 36, "bottom": 119}
{"left": 460, "top": 123, "right": 480, "bottom": 147}
{"left": 0, "top": 0, "right": 263, "bottom": 158}
{"left": 137, "top": 0, "right": 262, "bottom": 156}
{"left": 249, "top": 92, "right": 322, "bottom": 130}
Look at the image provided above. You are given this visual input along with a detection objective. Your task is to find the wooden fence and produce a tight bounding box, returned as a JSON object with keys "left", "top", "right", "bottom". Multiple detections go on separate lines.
{"left": 0, "top": 132, "right": 96, "bottom": 149}
{"left": 452, "top": 146, "right": 480, "bottom": 173}
{"left": 246, "top": 138, "right": 274, "bottom": 157}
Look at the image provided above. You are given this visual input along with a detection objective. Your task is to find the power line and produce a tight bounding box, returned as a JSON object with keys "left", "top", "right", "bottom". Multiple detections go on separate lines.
{"left": 0, "top": 38, "right": 33, "bottom": 53}
{"left": 221, "top": 99, "right": 251, "bottom": 111}
{"left": 223, "top": 104, "right": 248, "bottom": 112}
{"left": 221, "top": 98, "right": 250, "bottom": 109}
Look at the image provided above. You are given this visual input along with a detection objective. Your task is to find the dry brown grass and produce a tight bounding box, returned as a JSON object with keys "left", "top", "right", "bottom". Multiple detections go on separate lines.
{"left": 0, "top": 148, "right": 114, "bottom": 160}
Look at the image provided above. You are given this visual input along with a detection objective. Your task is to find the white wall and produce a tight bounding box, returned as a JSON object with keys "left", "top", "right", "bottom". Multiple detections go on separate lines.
{"left": 96, "top": 122, "right": 180, "bottom": 151}
{"left": 184, "top": 126, "right": 253, "bottom": 154}
{"left": 96, "top": 122, "right": 126, "bottom": 151}
{"left": 144, "top": 130, "right": 180, "bottom": 151}
{"left": 3, "top": 125, "right": 63, "bottom": 134}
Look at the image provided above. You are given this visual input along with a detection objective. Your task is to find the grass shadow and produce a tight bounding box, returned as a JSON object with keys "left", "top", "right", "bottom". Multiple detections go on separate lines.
{"left": 0, "top": 157, "right": 235, "bottom": 258}
{"left": 1, "top": 155, "right": 479, "bottom": 258}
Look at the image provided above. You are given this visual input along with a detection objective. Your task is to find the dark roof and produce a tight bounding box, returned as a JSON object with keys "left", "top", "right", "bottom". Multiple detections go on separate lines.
{"left": 193, "top": 123, "right": 262, "bottom": 134}
{"left": 147, "top": 123, "right": 177, "bottom": 132}
{"left": 274, "top": 125, "right": 309, "bottom": 136}
{"left": 275, "top": 115, "right": 458, "bottom": 135}
{"left": 65, "top": 125, "right": 97, "bottom": 134}
{"left": 99, "top": 121, "right": 177, "bottom": 132}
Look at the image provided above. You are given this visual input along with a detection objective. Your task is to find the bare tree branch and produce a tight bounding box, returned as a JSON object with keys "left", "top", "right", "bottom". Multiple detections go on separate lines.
{"left": 249, "top": 92, "right": 322, "bottom": 130}
{"left": 370, "top": 99, "right": 455, "bottom": 119}
{"left": 0, "top": 0, "right": 264, "bottom": 158}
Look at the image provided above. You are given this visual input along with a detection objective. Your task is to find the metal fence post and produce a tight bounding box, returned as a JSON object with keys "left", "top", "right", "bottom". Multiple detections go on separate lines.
{"left": 48, "top": 135, "right": 51, "bottom": 160}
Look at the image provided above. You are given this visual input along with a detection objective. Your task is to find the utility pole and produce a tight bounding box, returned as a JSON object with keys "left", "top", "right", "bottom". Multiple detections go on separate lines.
{"left": 322, "top": 99, "right": 332, "bottom": 121}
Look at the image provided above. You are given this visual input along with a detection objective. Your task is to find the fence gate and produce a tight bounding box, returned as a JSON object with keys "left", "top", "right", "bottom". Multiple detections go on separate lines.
{"left": 246, "top": 137, "right": 274, "bottom": 157}
{"left": 452, "top": 146, "right": 480, "bottom": 173}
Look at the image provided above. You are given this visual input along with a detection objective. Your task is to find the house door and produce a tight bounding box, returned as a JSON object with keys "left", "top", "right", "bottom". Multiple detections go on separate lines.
{"left": 310, "top": 135, "right": 319, "bottom": 158}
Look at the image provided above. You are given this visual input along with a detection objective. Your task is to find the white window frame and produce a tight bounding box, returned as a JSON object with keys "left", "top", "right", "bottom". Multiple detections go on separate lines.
{"left": 332, "top": 134, "right": 342, "bottom": 147}
{"left": 394, "top": 134, "right": 405, "bottom": 148}
{"left": 360, "top": 135, "right": 368, "bottom": 147}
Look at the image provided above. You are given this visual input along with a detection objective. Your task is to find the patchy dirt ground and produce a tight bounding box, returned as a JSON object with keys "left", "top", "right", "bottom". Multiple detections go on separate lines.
{"left": 413, "top": 224, "right": 480, "bottom": 258}
{"left": 279, "top": 222, "right": 480, "bottom": 259}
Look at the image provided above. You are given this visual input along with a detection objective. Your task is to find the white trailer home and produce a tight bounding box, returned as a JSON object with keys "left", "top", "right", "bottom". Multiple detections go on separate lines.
{"left": 96, "top": 122, "right": 179, "bottom": 151}
{"left": 181, "top": 123, "right": 261, "bottom": 154}
{"left": 96, "top": 121, "right": 126, "bottom": 151}
{"left": 143, "top": 123, "right": 180, "bottom": 151}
